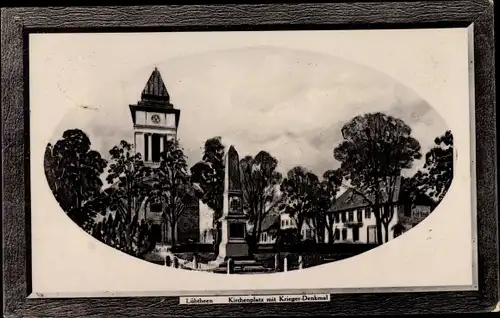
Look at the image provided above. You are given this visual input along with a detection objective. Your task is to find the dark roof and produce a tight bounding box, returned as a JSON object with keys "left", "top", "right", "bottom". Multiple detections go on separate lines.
{"left": 260, "top": 211, "right": 281, "bottom": 232}
{"left": 331, "top": 176, "right": 435, "bottom": 212}
{"left": 332, "top": 177, "right": 402, "bottom": 211}
{"left": 399, "top": 191, "right": 437, "bottom": 207}
{"left": 129, "top": 68, "right": 179, "bottom": 125}
{"left": 141, "top": 67, "right": 170, "bottom": 102}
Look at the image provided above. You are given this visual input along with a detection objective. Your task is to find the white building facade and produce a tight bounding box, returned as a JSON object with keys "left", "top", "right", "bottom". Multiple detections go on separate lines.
{"left": 325, "top": 176, "right": 434, "bottom": 244}
{"left": 325, "top": 206, "right": 400, "bottom": 244}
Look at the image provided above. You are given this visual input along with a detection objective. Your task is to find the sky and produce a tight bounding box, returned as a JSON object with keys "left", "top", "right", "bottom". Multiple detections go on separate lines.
{"left": 34, "top": 32, "right": 450, "bottom": 180}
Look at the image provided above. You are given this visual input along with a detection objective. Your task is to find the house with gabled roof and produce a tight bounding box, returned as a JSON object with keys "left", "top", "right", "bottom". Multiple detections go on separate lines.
{"left": 258, "top": 211, "right": 281, "bottom": 245}
{"left": 326, "top": 176, "right": 436, "bottom": 244}
{"left": 258, "top": 209, "right": 315, "bottom": 245}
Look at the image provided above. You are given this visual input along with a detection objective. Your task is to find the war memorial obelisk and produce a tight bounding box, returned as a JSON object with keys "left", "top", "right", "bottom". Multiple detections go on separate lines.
{"left": 217, "top": 146, "right": 250, "bottom": 260}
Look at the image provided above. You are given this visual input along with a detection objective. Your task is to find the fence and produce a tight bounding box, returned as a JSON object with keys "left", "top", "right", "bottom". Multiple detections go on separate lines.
{"left": 170, "top": 242, "right": 378, "bottom": 254}
{"left": 258, "top": 242, "right": 378, "bottom": 254}
{"left": 170, "top": 243, "right": 214, "bottom": 253}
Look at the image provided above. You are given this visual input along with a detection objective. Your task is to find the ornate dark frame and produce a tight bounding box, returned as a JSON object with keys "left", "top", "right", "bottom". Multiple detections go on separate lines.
{"left": 1, "top": 2, "right": 497, "bottom": 316}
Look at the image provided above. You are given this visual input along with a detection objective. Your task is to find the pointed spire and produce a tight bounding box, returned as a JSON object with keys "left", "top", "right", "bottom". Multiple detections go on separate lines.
{"left": 225, "top": 145, "right": 242, "bottom": 193}
{"left": 141, "top": 67, "right": 170, "bottom": 103}
{"left": 228, "top": 145, "right": 237, "bottom": 155}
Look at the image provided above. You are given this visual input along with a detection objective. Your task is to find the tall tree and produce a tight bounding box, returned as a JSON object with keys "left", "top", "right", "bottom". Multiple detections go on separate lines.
{"left": 190, "top": 137, "right": 225, "bottom": 250}
{"left": 240, "top": 151, "right": 282, "bottom": 255}
{"left": 43, "top": 129, "right": 107, "bottom": 231}
{"left": 90, "top": 209, "right": 154, "bottom": 257}
{"left": 401, "top": 170, "right": 427, "bottom": 204}
{"left": 421, "top": 130, "right": 454, "bottom": 202}
{"left": 280, "top": 166, "right": 320, "bottom": 241}
{"left": 312, "top": 169, "right": 343, "bottom": 243}
{"left": 150, "top": 139, "right": 192, "bottom": 248}
{"left": 333, "top": 112, "right": 422, "bottom": 244}
{"left": 105, "top": 140, "right": 153, "bottom": 252}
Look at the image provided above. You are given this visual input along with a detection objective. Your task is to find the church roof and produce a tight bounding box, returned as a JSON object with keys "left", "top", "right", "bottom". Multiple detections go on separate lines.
{"left": 141, "top": 67, "right": 170, "bottom": 103}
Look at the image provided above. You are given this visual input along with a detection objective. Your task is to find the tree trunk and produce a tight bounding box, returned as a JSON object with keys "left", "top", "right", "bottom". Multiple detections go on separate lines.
{"left": 248, "top": 226, "right": 258, "bottom": 257}
{"left": 373, "top": 205, "right": 383, "bottom": 245}
{"left": 247, "top": 208, "right": 262, "bottom": 257}
{"left": 296, "top": 216, "right": 304, "bottom": 242}
{"left": 255, "top": 215, "right": 265, "bottom": 249}
{"left": 127, "top": 195, "right": 132, "bottom": 223}
{"left": 327, "top": 226, "right": 334, "bottom": 244}
{"left": 213, "top": 221, "right": 222, "bottom": 256}
{"left": 382, "top": 204, "right": 395, "bottom": 243}
{"left": 311, "top": 218, "right": 318, "bottom": 242}
{"left": 171, "top": 219, "right": 177, "bottom": 248}
{"left": 383, "top": 222, "right": 389, "bottom": 243}
{"left": 325, "top": 214, "right": 333, "bottom": 244}
{"left": 317, "top": 217, "right": 325, "bottom": 243}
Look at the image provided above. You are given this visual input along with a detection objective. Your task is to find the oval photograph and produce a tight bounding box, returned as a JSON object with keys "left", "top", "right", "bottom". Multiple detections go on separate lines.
{"left": 43, "top": 46, "right": 454, "bottom": 274}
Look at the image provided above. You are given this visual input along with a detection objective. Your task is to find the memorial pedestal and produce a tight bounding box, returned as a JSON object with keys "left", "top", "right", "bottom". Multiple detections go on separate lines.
{"left": 216, "top": 145, "right": 250, "bottom": 261}
{"left": 217, "top": 216, "right": 249, "bottom": 260}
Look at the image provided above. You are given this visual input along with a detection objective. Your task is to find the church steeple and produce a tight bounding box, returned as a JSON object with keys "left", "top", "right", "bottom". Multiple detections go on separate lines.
{"left": 141, "top": 67, "right": 171, "bottom": 103}
{"left": 129, "top": 67, "right": 181, "bottom": 166}
{"left": 129, "top": 67, "right": 180, "bottom": 126}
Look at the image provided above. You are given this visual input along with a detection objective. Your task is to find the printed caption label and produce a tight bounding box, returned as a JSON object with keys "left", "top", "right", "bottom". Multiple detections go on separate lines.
{"left": 180, "top": 294, "right": 330, "bottom": 305}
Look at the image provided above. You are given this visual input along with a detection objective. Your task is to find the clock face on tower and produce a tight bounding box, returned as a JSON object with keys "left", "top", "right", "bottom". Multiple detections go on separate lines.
{"left": 151, "top": 114, "right": 161, "bottom": 124}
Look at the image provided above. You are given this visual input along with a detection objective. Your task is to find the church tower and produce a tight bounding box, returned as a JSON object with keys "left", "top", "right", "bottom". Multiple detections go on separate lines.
{"left": 129, "top": 67, "right": 181, "bottom": 166}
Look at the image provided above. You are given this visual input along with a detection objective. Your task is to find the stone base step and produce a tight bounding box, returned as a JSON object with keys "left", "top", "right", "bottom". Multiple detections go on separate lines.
{"left": 213, "top": 266, "right": 275, "bottom": 274}
{"left": 233, "top": 259, "right": 263, "bottom": 265}
{"left": 219, "top": 260, "right": 262, "bottom": 267}
{"left": 213, "top": 258, "right": 276, "bottom": 274}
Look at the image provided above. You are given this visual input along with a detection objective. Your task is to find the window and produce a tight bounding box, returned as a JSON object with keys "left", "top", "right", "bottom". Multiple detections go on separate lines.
{"left": 285, "top": 219, "right": 289, "bottom": 226}
{"left": 348, "top": 211, "right": 354, "bottom": 222}
{"left": 342, "top": 228, "right": 348, "bottom": 240}
{"left": 341, "top": 211, "right": 347, "bottom": 222}
{"left": 150, "top": 201, "right": 162, "bottom": 213}
{"left": 230, "top": 198, "right": 241, "bottom": 211}
{"left": 334, "top": 228, "right": 340, "bottom": 240}
{"left": 365, "top": 207, "right": 371, "bottom": 219}
{"left": 151, "top": 133, "right": 161, "bottom": 162}
{"left": 144, "top": 134, "right": 149, "bottom": 161}
{"left": 305, "top": 229, "right": 311, "bottom": 239}
{"left": 229, "top": 223, "right": 245, "bottom": 238}
{"left": 281, "top": 220, "right": 285, "bottom": 227}
{"left": 262, "top": 233, "right": 267, "bottom": 242}
{"left": 352, "top": 227, "right": 359, "bottom": 242}
{"left": 357, "top": 209, "right": 362, "bottom": 222}
{"left": 335, "top": 213, "right": 340, "bottom": 223}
